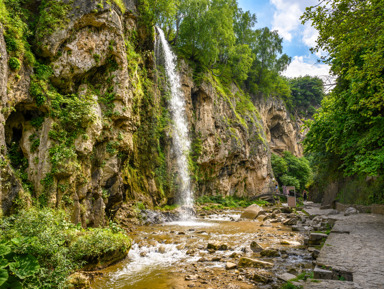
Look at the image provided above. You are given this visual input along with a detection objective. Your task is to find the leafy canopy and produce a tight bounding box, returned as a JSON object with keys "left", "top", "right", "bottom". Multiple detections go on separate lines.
{"left": 302, "top": 0, "right": 384, "bottom": 176}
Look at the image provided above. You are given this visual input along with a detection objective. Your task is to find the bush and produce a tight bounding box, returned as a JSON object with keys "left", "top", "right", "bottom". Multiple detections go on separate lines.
{"left": 271, "top": 151, "right": 312, "bottom": 192}
{"left": 280, "top": 174, "right": 301, "bottom": 191}
{"left": 8, "top": 57, "right": 20, "bottom": 70}
{"left": 0, "top": 208, "right": 131, "bottom": 288}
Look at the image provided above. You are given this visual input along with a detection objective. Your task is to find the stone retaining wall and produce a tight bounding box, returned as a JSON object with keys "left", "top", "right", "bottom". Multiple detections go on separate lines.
{"left": 335, "top": 202, "right": 384, "bottom": 215}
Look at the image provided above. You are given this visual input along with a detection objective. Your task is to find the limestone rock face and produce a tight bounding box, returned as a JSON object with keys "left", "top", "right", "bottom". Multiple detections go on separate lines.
{"left": 254, "top": 94, "right": 304, "bottom": 157}
{"left": 179, "top": 64, "right": 275, "bottom": 198}
{"left": 0, "top": 0, "right": 160, "bottom": 223}
{"left": 0, "top": 0, "right": 303, "bottom": 224}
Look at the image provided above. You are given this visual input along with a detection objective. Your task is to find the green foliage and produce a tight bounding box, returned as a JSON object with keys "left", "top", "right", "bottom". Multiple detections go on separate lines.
{"left": 30, "top": 116, "right": 45, "bottom": 129}
{"left": 271, "top": 152, "right": 312, "bottom": 192}
{"left": 177, "top": 0, "right": 236, "bottom": 68}
{"left": 0, "top": 0, "right": 35, "bottom": 65}
{"left": 109, "top": 0, "right": 126, "bottom": 14}
{"left": 302, "top": 0, "right": 384, "bottom": 182}
{"left": 8, "top": 57, "right": 20, "bottom": 70}
{"left": 288, "top": 76, "right": 324, "bottom": 118}
{"left": 0, "top": 208, "right": 131, "bottom": 289}
{"left": 280, "top": 175, "right": 300, "bottom": 191}
{"left": 35, "top": 0, "right": 71, "bottom": 39}
{"left": 246, "top": 27, "right": 291, "bottom": 95}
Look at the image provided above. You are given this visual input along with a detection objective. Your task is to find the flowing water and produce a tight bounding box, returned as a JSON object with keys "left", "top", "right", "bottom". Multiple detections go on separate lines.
{"left": 155, "top": 27, "right": 194, "bottom": 219}
{"left": 91, "top": 210, "right": 312, "bottom": 289}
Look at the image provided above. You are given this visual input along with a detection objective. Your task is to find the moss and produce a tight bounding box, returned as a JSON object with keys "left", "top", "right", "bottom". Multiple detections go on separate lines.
{"left": 0, "top": 0, "right": 35, "bottom": 65}
{"left": 8, "top": 56, "right": 20, "bottom": 70}
{"left": 36, "top": 0, "right": 71, "bottom": 39}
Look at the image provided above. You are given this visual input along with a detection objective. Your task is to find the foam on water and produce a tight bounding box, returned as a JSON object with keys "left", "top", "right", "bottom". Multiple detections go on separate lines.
{"left": 108, "top": 243, "right": 199, "bottom": 287}
{"left": 164, "top": 220, "right": 215, "bottom": 227}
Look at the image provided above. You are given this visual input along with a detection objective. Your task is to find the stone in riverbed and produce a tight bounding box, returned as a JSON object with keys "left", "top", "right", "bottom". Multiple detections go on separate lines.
{"left": 251, "top": 271, "right": 274, "bottom": 283}
{"left": 250, "top": 241, "right": 263, "bottom": 252}
{"left": 260, "top": 248, "right": 280, "bottom": 257}
{"left": 238, "top": 257, "right": 274, "bottom": 268}
{"left": 230, "top": 252, "right": 241, "bottom": 258}
{"left": 207, "top": 242, "right": 228, "bottom": 251}
{"left": 185, "top": 274, "right": 199, "bottom": 281}
{"left": 226, "top": 262, "right": 237, "bottom": 270}
{"left": 283, "top": 217, "right": 298, "bottom": 226}
{"left": 240, "top": 204, "right": 264, "bottom": 219}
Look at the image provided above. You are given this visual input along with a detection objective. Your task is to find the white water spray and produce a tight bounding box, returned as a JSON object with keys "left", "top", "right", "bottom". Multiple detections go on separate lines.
{"left": 155, "top": 27, "right": 194, "bottom": 219}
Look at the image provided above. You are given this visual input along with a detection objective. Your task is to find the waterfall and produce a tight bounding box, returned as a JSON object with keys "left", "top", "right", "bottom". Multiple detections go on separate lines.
{"left": 155, "top": 27, "right": 194, "bottom": 219}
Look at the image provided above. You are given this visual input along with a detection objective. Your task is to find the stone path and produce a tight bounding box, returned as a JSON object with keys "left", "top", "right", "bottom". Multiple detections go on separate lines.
{"left": 303, "top": 203, "right": 384, "bottom": 289}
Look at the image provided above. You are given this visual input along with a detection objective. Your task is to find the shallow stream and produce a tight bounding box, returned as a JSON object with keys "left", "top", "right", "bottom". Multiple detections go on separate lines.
{"left": 92, "top": 210, "right": 312, "bottom": 288}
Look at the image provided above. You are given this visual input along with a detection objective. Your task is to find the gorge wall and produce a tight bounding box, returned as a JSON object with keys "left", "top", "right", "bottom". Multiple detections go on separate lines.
{"left": 0, "top": 0, "right": 303, "bottom": 226}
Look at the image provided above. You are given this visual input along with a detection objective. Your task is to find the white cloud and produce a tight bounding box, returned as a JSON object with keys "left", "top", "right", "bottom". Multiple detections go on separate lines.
{"left": 270, "top": 0, "right": 319, "bottom": 43}
{"left": 302, "top": 23, "right": 318, "bottom": 48}
{"left": 270, "top": 0, "right": 302, "bottom": 41}
{"left": 282, "top": 56, "right": 330, "bottom": 78}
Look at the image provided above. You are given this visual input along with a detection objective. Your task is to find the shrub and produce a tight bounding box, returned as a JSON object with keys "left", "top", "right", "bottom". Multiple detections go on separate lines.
{"left": 8, "top": 57, "right": 20, "bottom": 70}
{"left": 0, "top": 208, "right": 131, "bottom": 288}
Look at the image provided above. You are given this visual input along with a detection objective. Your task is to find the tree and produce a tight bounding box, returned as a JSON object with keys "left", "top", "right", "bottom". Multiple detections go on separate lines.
{"left": 246, "top": 27, "right": 291, "bottom": 94}
{"left": 302, "top": 0, "right": 384, "bottom": 176}
{"left": 271, "top": 152, "right": 312, "bottom": 192}
{"left": 233, "top": 8, "right": 257, "bottom": 47}
{"left": 177, "top": 0, "right": 236, "bottom": 68}
{"left": 289, "top": 76, "right": 324, "bottom": 117}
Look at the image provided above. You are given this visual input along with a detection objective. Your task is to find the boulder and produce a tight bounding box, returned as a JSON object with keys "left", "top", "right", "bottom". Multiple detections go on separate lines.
{"left": 207, "top": 242, "right": 228, "bottom": 251}
{"left": 238, "top": 257, "right": 274, "bottom": 268}
{"left": 240, "top": 204, "right": 264, "bottom": 219}
{"left": 283, "top": 217, "right": 298, "bottom": 226}
{"left": 260, "top": 248, "right": 280, "bottom": 257}
{"left": 67, "top": 272, "right": 90, "bottom": 289}
{"left": 250, "top": 241, "right": 263, "bottom": 252}
{"left": 344, "top": 207, "right": 359, "bottom": 216}
{"left": 251, "top": 271, "right": 274, "bottom": 283}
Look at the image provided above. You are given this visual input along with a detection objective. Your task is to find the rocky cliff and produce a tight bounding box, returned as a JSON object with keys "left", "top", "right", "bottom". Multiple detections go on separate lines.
{"left": 254, "top": 94, "right": 304, "bottom": 158}
{"left": 0, "top": 0, "right": 303, "bottom": 225}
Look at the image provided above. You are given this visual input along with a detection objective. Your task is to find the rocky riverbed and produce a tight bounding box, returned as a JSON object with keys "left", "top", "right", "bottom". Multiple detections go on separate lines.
{"left": 89, "top": 202, "right": 341, "bottom": 289}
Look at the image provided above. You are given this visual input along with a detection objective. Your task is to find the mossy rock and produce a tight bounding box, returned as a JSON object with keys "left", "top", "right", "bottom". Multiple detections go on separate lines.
{"left": 238, "top": 257, "right": 274, "bottom": 268}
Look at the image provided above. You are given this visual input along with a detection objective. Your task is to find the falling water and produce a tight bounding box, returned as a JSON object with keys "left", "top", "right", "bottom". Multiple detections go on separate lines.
{"left": 155, "top": 27, "right": 194, "bottom": 219}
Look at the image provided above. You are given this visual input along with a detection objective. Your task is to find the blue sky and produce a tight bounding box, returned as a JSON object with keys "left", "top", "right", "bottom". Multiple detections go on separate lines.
{"left": 238, "top": 0, "right": 330, "bottom": 78}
